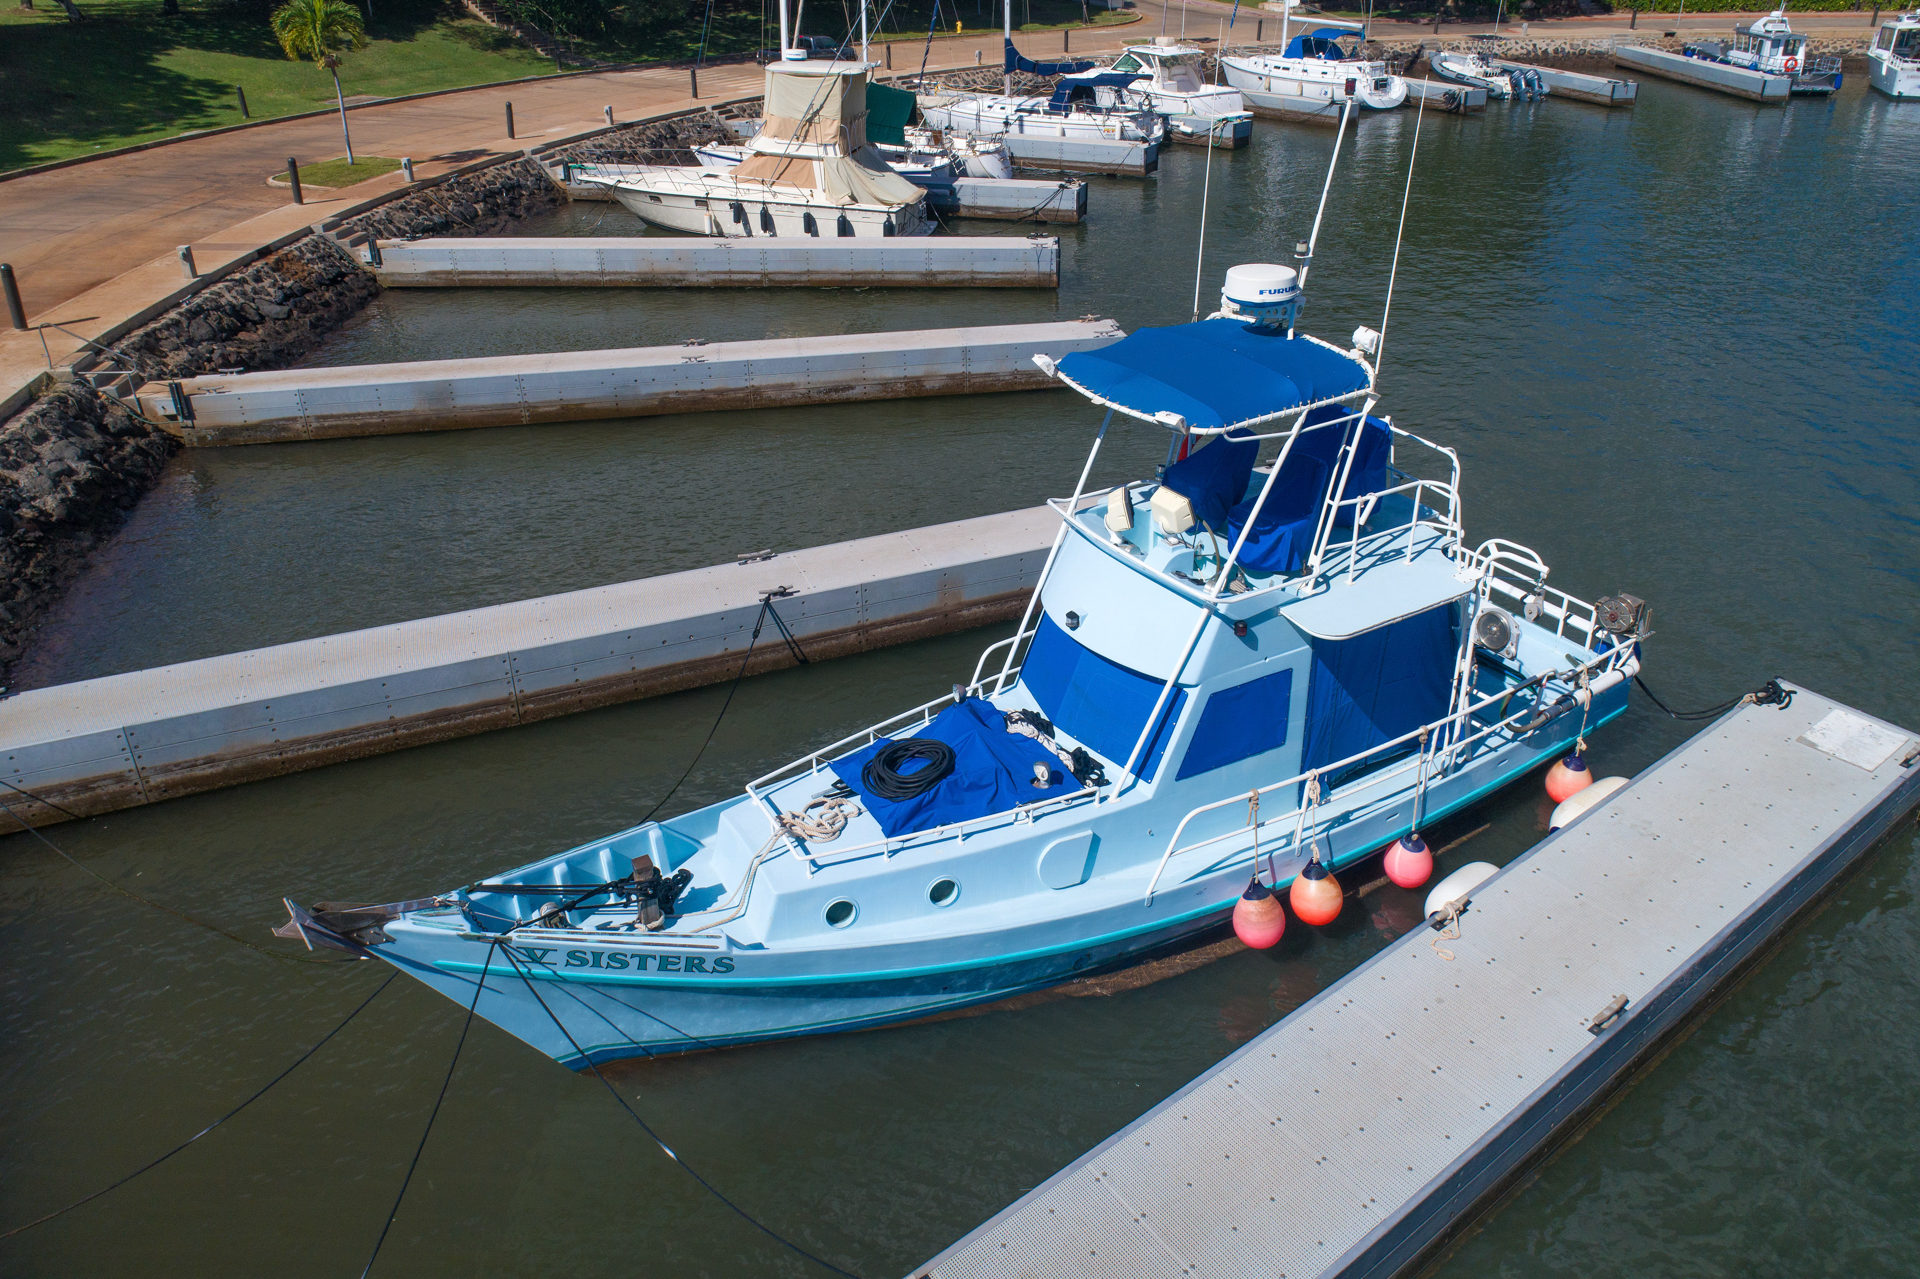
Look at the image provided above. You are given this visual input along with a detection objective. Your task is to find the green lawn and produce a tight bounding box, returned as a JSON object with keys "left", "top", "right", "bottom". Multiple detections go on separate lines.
{"left": 0, "top": 0, "right": 557, "bottom": 172}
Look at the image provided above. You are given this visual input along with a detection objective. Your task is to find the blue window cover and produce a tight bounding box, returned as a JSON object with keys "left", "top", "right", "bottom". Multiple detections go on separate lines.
{"left": 1020, "top": 613, "right": 1186, "bottom": 781}
{"left": 1299, "top": 603, "right": 1455, "bottom": 788}
{"left": 1162, "top": 427, "right": 1258, "bottom": 534}
{"left": 1052, "top": 317, "right": 1372, "bottom": 433}
{"left": 830, "top": 698, "right": 1074, "bottom": 839}
{"left": 1176, "top": 668, "right": 1294, "bottom": 781}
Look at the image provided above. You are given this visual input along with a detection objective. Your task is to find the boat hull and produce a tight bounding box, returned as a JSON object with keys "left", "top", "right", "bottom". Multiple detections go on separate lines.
{"left": 370, "top": 696, "right": 1622, "bottom": 1067}
{"left": 1221, "top": 57, "right": 1408, "bottom": 115}
{"left": 1870, "top": 56, "right": 1920, "bottom": 97}
{"left": 607, "top": 183, "right": 927, "bottom": 239}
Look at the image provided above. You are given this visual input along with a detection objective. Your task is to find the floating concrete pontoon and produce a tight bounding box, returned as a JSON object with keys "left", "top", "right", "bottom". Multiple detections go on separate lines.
{"left": 1401, "top": 78, "right": 1489, "bottom": 112}
{"left": 1492, "top": 58, "right": 1638, "bottom": 105}
{"left": 0, "top": 508, "right": 1056, "bottom": 828}
{"left": 364, "top": 235, "right": 1061, "bottom": 288}
{"left": 1613, "top": 42, "right": 1790, "bottom": 101}
{"left": 1001, "top": 133, "right": 1160, "bottom": 178}
{"left": 917, "top": 684, "right": 1920, "bottom": 1279}
{"left": 133, "top": 319, "right": 1123, "bottom": 446}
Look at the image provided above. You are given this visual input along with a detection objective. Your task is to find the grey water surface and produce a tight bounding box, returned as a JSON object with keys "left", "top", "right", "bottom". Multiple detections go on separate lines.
{"left": 2, "top": 76, "right": 1916, "bottom": 1279}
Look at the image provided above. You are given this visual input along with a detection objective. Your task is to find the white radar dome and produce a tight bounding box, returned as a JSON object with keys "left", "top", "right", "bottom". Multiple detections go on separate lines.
{"left": 1220, "top": 264, "right": 1302, "bottom": 327}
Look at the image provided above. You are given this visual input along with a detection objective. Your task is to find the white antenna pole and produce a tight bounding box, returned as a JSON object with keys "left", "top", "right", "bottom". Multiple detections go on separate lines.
{"left": 1374, "top": 81, "right": 1428, "bottom": 381}
{"left": 1296, "top": 98, "right": 1351, "bottom": 294}
{"left": 861, "top": 0, "right": 869, "bottom": 63}
{"left": 794, "top": 0, "right": 806, "bottom": 46}
{"left": 1191, "top": 116, "right": 1220, "bottom": 321}
{"left": 1363, "top": 0, "right": 1374, "bottom": 42}
{"left": 1004, "top": 0, "right": 1013, "bottom": 97}
{"left": 778, "top": 0, "right": 790, "bottom": 53}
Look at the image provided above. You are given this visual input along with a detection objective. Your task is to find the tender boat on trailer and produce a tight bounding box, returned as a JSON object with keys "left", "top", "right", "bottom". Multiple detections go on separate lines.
{"left": 276, "top": 244, "right": 1646, "bottom": 1072}
{"left": 1682, "top": 9, "right": 1842, "bottom": 95}
{"left": 1868, "top": 10, "right": 1919, "bottom": 97}
{"left": 593, "top": 55, "right": 930, "bottom": 238}
{"left": 1221, "top": 18, "right": 1408, "bottom": 119}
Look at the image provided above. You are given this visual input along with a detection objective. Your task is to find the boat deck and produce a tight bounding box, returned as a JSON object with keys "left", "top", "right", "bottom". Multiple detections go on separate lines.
{"left": 915, "top": 682, "right": 1920, "bottom": 1279}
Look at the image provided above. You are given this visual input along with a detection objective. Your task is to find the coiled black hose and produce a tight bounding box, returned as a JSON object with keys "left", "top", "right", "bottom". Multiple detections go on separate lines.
{"left": 861, "top": 738, "right": 956, "bottom": 800}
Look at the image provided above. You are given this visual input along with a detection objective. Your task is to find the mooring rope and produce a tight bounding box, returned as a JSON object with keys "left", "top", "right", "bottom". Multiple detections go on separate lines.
{"left": 360, "top": 949, "right": 494, "bottom": 1279}
{"left": 497, "top": 945, "right": 868, "bottom": 1279}
{"left": 0, "top": 972, "right": 396, "bottom": 1239}
{"left": 1634, "top": 675, "right": 1792, "bottom": 722}
{"left": 0, "top": 783, "right": 343, "bottom": 966}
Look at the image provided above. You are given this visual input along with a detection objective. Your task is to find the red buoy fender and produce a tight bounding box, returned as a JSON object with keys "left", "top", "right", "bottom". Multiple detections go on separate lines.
{"left": 1545, "top": 751, "right": 1593, "bottom": 804}
{"left": 1233, "top": 877, "right": 1287, "bottom": 949}
{"left": 1290, "top": 856, "right": 1344, "bottom": 926}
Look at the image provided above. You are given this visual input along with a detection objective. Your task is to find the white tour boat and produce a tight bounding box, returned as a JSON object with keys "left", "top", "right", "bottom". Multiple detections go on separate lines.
{"left": 1868, "top": 10, "right": 1920, "bottom": 98}
{"left": 593, "top": 55, "right": 930, "bottom": 238}
{"left": 1221, "top": 18, "right": 1408, "bottom": 121}
{"left": 1682, "top": 9, "right": 1843, "bottom": 95}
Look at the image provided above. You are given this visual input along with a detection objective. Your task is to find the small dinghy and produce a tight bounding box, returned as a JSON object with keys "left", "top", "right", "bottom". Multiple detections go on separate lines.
{"left": 1429, "top": 45, "right": 1547, "bottom": 100}
{"left": 278, "top": 155, "right": 1646, "bottom": 1068}
{"left": 592, "top": 54, "right": 930, "bottom": 238}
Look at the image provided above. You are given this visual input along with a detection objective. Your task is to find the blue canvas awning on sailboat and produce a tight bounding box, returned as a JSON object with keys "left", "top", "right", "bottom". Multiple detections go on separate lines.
{"left": 1006, "top": 36, "right": 1099, "bottom": 77}
{"left": 1050, "top": 317, "right": 1374, "bottom": 433}
{"left": 1284, "top": 29, "right": 1360, "bottom": 59}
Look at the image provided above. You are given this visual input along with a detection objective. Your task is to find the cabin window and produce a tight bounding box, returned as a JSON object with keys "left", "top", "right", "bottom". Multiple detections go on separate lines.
{"left": 1113, "top": 53, "right": 1142, "bottom": 71}
{"left": 1877, "top": 27, "right": 1895, "bottom": 50}
{"left": 1176, "top": 668, "right": 1295, "bottom": 781}
{"left": 1020, "top": 612, "right": 1186, "bottom": 781}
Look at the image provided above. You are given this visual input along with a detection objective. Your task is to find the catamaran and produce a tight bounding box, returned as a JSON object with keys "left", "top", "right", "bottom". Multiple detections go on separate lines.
{"left": 277, "top": 130, "right": 1646, "bottom": 1070}
{"left": 1221, "top": 19, "right": 1409, "bottom": 121}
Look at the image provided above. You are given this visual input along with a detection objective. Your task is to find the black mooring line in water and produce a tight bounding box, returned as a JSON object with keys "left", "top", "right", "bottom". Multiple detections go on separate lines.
{"left": 497, "top": 946, "right": 868, "bottom": 1279}
{"left": 0, "top": 973, "right": 396, "bottom": 1240}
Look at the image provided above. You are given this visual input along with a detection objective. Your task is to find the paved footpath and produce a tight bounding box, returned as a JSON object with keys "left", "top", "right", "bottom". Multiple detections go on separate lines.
{"left": 0, "top": 6, "right": 1875, "bottom": 416}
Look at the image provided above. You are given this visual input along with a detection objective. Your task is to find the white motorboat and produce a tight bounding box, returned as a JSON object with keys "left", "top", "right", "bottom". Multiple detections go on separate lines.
{"left": 1681, "top": 9, "right": 1842, "bottom": 95}
{"left": 1869, "top": 10, "right": 1920, "bottom": 98}
{"left": 910, "top": 126, "right": 1015, "bottom": 179}
{"left": 594, "top": 55, "right": 930, "bottom": 238}
{"left": 1221, "top": 18, "right": 1408, "bottom": 121}
{"left": 1428, "top": 45, "right": 1546, "bottom": 101}
{"left": 1084, "top": 38, "right": 1254, "bottom": 144}
{"left": 694, "top": 127, "right": 1011, "bottom": 185}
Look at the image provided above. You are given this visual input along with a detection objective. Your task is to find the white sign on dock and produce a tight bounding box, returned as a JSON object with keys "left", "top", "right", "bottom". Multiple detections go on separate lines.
{"left": 916, "top": 685, "right": 1920, "bottom": 1279}
{"left": 133, "top": 319, "right": 1124, "bottom": 446}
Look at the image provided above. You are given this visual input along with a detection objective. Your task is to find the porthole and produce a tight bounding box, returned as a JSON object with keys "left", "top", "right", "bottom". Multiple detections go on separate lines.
{"left": 824, "top": 899, "right": 857, "bottom": 928}
{"left": 928, "top": 878, "right": 960, "bottom": 907}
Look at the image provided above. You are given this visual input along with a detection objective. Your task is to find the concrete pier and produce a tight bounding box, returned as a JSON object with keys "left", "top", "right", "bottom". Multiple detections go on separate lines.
{"left": 0, "top": 508, "right": 1057, "bottom": 828}
{"left": 1001, "top": 134, "right": 1159, "bottom": 178}
{"left": 365, "top": 235, "right": 1062, "bottom": 288}
{"left": 1492, "top": 58, "right": 1638, "bottom": 105}
{"left": 133, "top": 319, "right": 1123, "bottom": 446}
{"left": 918, "top": 685, "right": 1920, "bottom": 1279}
{"left": 1613, "top": 43, "right": 1789, "bottom": 101}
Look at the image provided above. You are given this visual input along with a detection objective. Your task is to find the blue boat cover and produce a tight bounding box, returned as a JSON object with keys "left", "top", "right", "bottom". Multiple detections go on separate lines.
{"left": 1162, "top": 427, "right": 1258, "bottom": 534}
{"left": 831, "top": 698, "right": 1075, "bottom": 838}
{"left": 1046, "top": 71, "right": 1147, "bottom": 113}
{"left": 1007, "top": 36, "right": 1099, "bottom": 77}
{"left": 1223, "top": 408, "right": 1393, "bottom": 574}
{"left": 1053, "top": 317, "right": 1372, "bottom": 432}
{"left": 1284, "top": 30, "right": 1359, "bottom": 59}
{"left": 1299, "top": 602, "right": 1455, "bottom": 791}
{"left": 1020, "top": 613, "right": 1186, "bottom": 781}
{"left": 1176, "top": 667, "right": 1294, "bottom": 781}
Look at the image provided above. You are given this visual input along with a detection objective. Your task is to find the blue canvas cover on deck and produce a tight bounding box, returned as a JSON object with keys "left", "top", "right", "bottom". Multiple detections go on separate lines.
{"left": 1299, "top": 602, "right": 1455, "bottom": 788}
{"left": 1224, "top": 410, "right": 1394, "bottom": 574}
{"left": 1008, "top": 37, "right": 1099, "bottom": 77}
{"left": 831, "top": 698, "right": 1074, "bottom": 838}
{"left": 1284, "top": 30, "right": 1359, "bottom": 59}
{"left": 1161, "top": 427, "right": 1258, "bottom": 534}
{"left": 1052, "top": 318, "right": 1372, "bottom": 432}
{"left": 1020, "top": 613, "right": 1187, "bottom": 781}
{"left": 1047, "top": 72, "right": 1147, "bottom": 112}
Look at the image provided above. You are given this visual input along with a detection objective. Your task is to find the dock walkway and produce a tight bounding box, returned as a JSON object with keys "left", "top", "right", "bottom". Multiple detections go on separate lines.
{"left": 917, "top": 684, "right": 1920, "bottom": 1279}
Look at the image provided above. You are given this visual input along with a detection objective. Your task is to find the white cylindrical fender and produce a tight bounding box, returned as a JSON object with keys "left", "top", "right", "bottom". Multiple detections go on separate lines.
{"left": 1424, "top": 861, "right": 1499, "bottom": 919}
{"left": 1549, "top": 775, "right": 1629, "bottom": 831}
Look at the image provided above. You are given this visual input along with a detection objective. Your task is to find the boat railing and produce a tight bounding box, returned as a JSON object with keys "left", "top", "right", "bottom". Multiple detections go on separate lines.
{"left": 1802, "top": 54, "right": 1844, "bottom": 76}
{"left": 1143, "top": 639, "right": 1640, "bottom": 903}
{"left": 1458, "top": 538, "right": 1601, "bottom": 648}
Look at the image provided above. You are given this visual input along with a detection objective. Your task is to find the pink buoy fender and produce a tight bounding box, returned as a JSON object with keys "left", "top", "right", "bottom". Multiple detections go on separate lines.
{"left": 1232, "top": 876, "right": 1287, "bottom": 949}
{"left": 1544, "top": 751, "right": 1593, "bottom": 804}
{"left": 1290, "top": 854, "right": 1343, "bottom": 927}
{"left": 1382, "top": 832, "right": 1433, "bottom": 889}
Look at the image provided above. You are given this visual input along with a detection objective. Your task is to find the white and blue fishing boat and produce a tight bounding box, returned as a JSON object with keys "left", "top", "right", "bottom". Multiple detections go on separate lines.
{"left": 276, "top": 236, "right": 1645, "bottom": 1071}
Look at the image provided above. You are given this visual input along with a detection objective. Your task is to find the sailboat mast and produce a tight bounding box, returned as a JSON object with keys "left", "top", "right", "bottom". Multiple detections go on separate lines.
{"left": 1004, "top": 0, "right": 1013, "bottom": 96}
{"left": 861, "top": 0, "right": 869, "bottom": 64}
{"left": 778, "top": 0, "right": 791, "bottom": 53}
{"left": 1280, "top": 0, "right": 1289, "bottom": 52}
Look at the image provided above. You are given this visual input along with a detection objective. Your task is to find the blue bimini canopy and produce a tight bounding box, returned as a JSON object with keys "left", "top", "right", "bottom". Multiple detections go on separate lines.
{"left": 1047, "top": 72, "right": 1147, "bottom": 113}
{"left": 1284, "top": 30, "right": 1359, "bottom": 59}
{"left": 1008, "top": 37, "right": 1099, "bottom": 77}
{"left": 1050, "top": 317, "right": 1373, "bottom": 434}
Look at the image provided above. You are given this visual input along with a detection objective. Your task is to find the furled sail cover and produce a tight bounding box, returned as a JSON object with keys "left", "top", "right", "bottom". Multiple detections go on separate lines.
{"left": 1005, "top": 36, "right": 1098, "bottom": 76}
{"left": 732, "top": 64, "right": 925, "bottom": 207}
{"left": 1051, "top": 317, "right": 1373, "bottom": 433}
{"left": 1284, "top": 29, "right": 1361, "bottom": 59}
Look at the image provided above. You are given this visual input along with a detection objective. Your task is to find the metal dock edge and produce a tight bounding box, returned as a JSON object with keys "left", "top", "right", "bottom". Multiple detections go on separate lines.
{"left": 916, "top": 684, "right": 1920, "bottom": 1279}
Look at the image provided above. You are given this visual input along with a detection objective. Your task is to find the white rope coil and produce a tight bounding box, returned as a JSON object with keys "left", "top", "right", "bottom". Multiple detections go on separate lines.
{"left": 778, "top": 797, "right": 861, "bottom": 843}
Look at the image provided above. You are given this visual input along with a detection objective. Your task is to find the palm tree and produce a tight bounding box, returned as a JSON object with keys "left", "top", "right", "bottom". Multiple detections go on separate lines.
{"left": 271, "top": 0, "right": 369, "bottom": 164}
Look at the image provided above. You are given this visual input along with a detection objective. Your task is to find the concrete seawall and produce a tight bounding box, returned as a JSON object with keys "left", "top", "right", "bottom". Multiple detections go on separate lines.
{"left": 134, "top": 319, "right": 1123, "bottom": 445}
{"left": 0, "top": 506, "right": 1056, "bottom": 827}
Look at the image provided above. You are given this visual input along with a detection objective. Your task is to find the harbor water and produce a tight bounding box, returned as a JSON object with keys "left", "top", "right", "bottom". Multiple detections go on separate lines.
{"left": 3, "top": 76, "right": 1917, "bottom": 1277}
